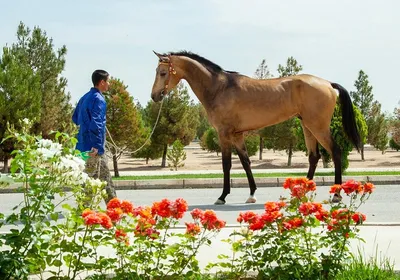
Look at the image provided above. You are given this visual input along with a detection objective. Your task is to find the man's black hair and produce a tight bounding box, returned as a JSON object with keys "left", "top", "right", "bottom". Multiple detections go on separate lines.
{"left": 92, "top": 70, "right": 109, "bottom": 86}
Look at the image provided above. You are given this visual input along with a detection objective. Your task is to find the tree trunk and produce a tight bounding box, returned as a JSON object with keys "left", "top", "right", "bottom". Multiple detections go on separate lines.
{"left": 112, "top": 154, "right": 119, "bottom": 177}
{"left": 287, "top": 145, "right": 293, "bottom": 166}
{"left": 361, "top": 144, "right": 365, "bottom": 161}
{"left": 259, "top": 136, "right": 263, "bottom": 160}
{"left": 146, "top": 157, "right": 149, "bottom": 164}
{"left": 161, "top": 144, "right": 168, "bottom": 167}
{"left": 2, "top": 157, "right": 9, "bottom": 173}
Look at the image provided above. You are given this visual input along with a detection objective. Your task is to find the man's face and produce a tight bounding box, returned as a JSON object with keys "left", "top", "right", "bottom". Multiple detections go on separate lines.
{"left": 99, "top": 77, "right": 110, "bottom": 92}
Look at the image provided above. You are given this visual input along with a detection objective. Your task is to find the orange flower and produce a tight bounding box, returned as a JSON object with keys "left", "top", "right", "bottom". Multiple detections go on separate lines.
{"left": 299, "top": 202, "right": 323, "bottom": 216}
{"left": 329, "top": 184, "right": 342, "bottom": 194}
{"left": 107, "top": 197, "right": 122, "bottom": 209}
{"left": 107, "top": 208, "right": 123, "bottom": 222}
{"left": 283, "top": 178, "right": 295, "bottom": 189}
{"left": 352, "top": 212, "right": 366, "bottom": 224}
{"left": 185, "top": 222, "right": 201, "bottom": 236}
{"left": 121, "top": 200, "right": 134, "bottom": 214}
{"left": 305, "top": 180, "right": 316, "bottom": 192}
{"left": 201, "top": 210, "right": 226, "bottom": 230}
{"left": 264, "top": 202, "right": 280, "bottom": 213}
{"left": 97, "top": 212, "right": 113, "bottom": 229}
{"left": 191, "top": 208, "right": 204, "bottom": 220}
{"left": 363, "top": 182, "right": 375, "bottom": 194}
{"left": 133, "top": 206, "right": 153, "bottom": 219}
{"left": 327, "top": 219, "right": 339, "bottom": 231}
{"left": 82, "top": 209, "right": 95, "bottom": 218}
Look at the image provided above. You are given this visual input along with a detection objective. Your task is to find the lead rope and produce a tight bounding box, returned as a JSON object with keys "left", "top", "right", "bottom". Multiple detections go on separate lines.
{"left": 105, "top": 98, "right": 164, "bottom": 156}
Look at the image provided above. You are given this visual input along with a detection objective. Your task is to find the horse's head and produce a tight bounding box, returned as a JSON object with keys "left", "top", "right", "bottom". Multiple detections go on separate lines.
{"left": 151, "top": 51, "right": 180, "bottom": 102}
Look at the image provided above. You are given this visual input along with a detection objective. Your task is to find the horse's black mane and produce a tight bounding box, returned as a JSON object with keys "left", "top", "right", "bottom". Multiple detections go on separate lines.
{"left": 165, "top": 51, "right": 239, "bottom": 75}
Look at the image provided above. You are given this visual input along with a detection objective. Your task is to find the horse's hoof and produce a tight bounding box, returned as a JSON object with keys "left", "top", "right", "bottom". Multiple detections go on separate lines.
{"left": 331, "top": 193, "right": 342, "bottom": 203}
{"left": 214, "top": 199, "right": 226, "bottom": 205}
{"left": 245, "top": 196, "right": 257, "bottom": 203}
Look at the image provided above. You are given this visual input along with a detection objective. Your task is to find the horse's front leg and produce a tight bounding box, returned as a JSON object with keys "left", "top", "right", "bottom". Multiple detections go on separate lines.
{"left": 215, "top": 142, "right": 232, "bottom": 205}
{"left": 233, "top": 134, "right": 257, "bottom": 203}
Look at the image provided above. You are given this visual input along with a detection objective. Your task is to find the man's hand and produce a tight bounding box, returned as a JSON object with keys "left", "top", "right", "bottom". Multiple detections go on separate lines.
{"left": 89, "top": 147, "right": 98, "bottom": 157}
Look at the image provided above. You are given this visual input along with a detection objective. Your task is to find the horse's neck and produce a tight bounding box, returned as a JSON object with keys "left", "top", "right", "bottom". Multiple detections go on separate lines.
{"left": 176, "top": 57, "right": 213, "bottom": 106}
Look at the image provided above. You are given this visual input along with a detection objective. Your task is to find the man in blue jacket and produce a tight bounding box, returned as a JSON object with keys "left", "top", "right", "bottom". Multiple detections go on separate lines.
{"left": 72, "top": 69, "right": 117, "bottom": 204}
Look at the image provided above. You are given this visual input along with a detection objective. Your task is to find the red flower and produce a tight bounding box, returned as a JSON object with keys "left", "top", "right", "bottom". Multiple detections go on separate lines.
{"left": 191, "top": 208, "right": 204, "bottom": 220}
{"left": 283, "top": 178, "right": 295, "bottom": 189}
{"left": 341, "top": 180, "right": 362, "bottom": 195}
{"left": 151, "top": 199, "right": 172, "bottom": 218}
{"left": 249, "top": 217, "right": 264, "bottom": 231}
{"left": 107, "top": 208, "right": 123, "bottom": 223}
{"left": 115, "top": 229, "right": 128, "bottom": 242}
{"left": 237, "top": 211, "right": 258, "bottom": 223}
{"left": 97, "top": 212, "right": 113, "bottom": 229}
{"left": 120, "top": 200, "right": 134, "bottom": 214}
{"left": 185, "top": 222, "right": 201, "bottom": 236}
{"left": 352, "top": 212, "right": 366, "bottom": 224}
{"left": 288, "top": 217, "right": 304, "bottom": 228}
{"left": 84, "top": 213, "right": 102, "bottom": 226}
{"left": 329, "top": 184, "right": 342, "bottom": 194}
{"left": 299, "top": 202, "right": 323, "bottom": 216}
{"left": 315, "top": 210, "right": 329, "bottom": 221}
{"left": 132, "top": 206, "right": 153, "bottom": 219}
{"left": 261, "top": 211, "right": 282, "bottom": 224}
{"left": 200, "top": 210, "right": 226, "bottom": 230}
{"left": 331, "top": 208, "right": 350, "bottom": 220}
{"left": 327, "top": 219, "right": 339, "bottom": 231}
{"left": 107, "top": 197, "right": 121, "bottom": 209}
{"left": 363, "top": 182, "right": 375, "bottom": 194}
{"left": 291, "top": 185, "right": 306, "bottom": 198}
{"left": 305, "top": 180, "right": 316, "bottom": 192}
{"left": 171, "top": 198, "right": 188, "bottom": 219}
{"left": 82, "top": 209, "right": 95, "bottom": 218}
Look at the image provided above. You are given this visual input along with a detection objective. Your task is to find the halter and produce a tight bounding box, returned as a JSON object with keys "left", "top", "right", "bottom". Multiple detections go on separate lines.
{"left": 158, "top": 56, "right": 177, "bottom": 91}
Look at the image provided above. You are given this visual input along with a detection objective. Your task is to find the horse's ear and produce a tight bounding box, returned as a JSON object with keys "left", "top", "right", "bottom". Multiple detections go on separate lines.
{"left": 153, "top": 50, "right": 168, "bottom": 62}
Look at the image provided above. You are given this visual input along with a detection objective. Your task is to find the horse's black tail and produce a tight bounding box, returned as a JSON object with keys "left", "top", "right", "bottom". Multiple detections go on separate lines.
{"left": 330, "top": 83, "right": 361, "bottom": 152}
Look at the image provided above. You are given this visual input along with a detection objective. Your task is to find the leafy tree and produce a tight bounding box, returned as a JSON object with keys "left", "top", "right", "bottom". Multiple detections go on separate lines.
{"left": 389, "top": 138, "right": 400, "bottom": 151}
{"left": 144, "top": 83, "right": 199, "bottom": 167}
{"left": 254, "top": 59, "right": 273, "bottom": 160}
{"left": 367, "top": 101, "right": 390, "bottom": 153}
{"left": 232, "top": 133, "right": 260, "bottom": 157}
{"left": 167, "top": 139, "right": 187, "bottom": 171}
{"left": 12, "top": 22, "right": 72, "bottom": 138}
{"left": 350, "top": 70, "right": 374, "bottom": 160}
{"left": 105, "top": 78, "right": 147, "bottom": 177}
{"left": 0, "top": 46, "right": 41, "bottom": 172}
{"left": 391, "top": 103, "right": 400, "bottom": 145}
{"left": 201, "top": 127, "right": 221, "bottom": 155}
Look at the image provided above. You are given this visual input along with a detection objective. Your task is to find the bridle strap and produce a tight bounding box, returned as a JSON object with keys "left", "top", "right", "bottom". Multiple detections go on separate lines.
{"left": 158, "top": 56, "right": 176, "bottom": 90}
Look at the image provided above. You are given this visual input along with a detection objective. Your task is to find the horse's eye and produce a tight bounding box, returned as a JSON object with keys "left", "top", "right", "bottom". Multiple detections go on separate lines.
{"left": 160, "top": 72, "right": 167, "bottom": 77}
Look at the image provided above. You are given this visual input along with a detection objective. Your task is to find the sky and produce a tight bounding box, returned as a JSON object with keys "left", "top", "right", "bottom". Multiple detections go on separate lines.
{"left": 1, "top": 0, "right": 399, "bottom": 113}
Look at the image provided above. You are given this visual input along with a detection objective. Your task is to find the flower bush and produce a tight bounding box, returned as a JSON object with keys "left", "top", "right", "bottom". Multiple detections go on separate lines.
{"left": 207, "top": 177, "right": 374, "bottom": 279}
{"left": 0, "top": 119, "right": 377, "bottom": 280}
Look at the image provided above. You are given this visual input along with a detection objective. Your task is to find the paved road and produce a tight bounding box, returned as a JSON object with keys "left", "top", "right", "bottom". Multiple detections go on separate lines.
{"left": 1, "top": 185, "right": 399, "bottom": 225}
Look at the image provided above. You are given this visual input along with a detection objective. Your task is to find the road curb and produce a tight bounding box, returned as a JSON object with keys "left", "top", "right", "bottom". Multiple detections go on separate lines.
{"left": 1, "top": 175, "right": 399, "bottom": 194}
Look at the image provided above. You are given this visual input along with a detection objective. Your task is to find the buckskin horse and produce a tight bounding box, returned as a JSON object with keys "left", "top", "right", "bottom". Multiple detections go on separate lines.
{"left": 150, "top": 51, "right": 360, "bottom": 205}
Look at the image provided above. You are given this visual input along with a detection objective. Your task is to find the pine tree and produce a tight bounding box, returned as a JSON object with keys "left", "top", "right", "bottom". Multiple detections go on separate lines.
{"left": 167, "top": 140, "right": 187, "bottom": 171}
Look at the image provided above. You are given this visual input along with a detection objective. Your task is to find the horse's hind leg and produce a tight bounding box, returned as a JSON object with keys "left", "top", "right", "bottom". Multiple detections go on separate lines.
{"left": 301, "top": 121, "right": 321, "bottom": 180}
{"left": 232, "top": 133, "right": 257, "bottom": 203}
